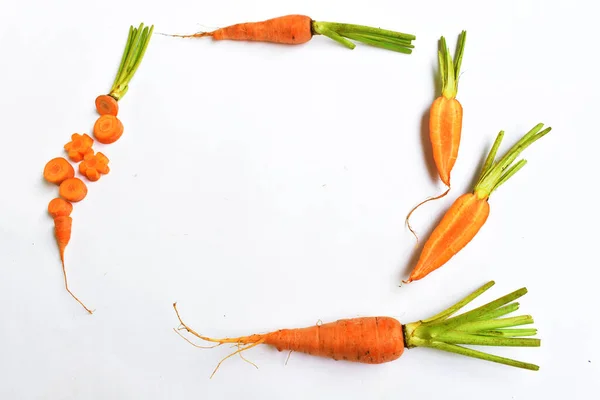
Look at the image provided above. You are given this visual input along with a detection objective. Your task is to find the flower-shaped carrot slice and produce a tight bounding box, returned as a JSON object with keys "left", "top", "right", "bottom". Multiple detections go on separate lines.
{"left": 79, "top": 151, "right": 110, "bottom": 182}
{"left": 64, "top": 133, "right": 94, "bottom": 162}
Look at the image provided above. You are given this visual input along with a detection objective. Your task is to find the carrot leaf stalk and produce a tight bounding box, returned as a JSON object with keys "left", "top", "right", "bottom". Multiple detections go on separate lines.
{"left": 311, "top": 21, "right": 416, "bottom": 54}
{"left": 404, "top": 281, "right": 540, "bottom": 371}
{"left": 474, "top": 123, "right": 552, "bottom": 200}
{"left": 109, "top": 23, "right": 154, "bottom": 101}
{"left": 439, "top": 31, "right": 466, "bottom": 98}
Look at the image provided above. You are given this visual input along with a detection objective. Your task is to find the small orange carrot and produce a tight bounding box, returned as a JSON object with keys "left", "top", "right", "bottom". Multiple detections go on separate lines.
{"left": 162, "top": 15, "right": 416, "bottom": 54}
{"left": 405, "top": 123, "right": 552, "bottom": 283}
{"left": 95, "top": 94, "right": 119, "bottom": 116}
{"left": 47, "top": 198, "right": 93, "bottom": 314}
{"left": 173, "top": 281, "right": 541, "bottom": 378}
{"left": 79, "top": 151, "right": 110, "bottom": 182}
{"left": 59, "top": 177, "right": 88, "bottom": 202}
{"left": 43, "top": 157, "right": 75, "bottom": 185}
{"left": 64, "top": 133, "right": 94, "bottom": 162}
{"left": 406, "top": 31, "right": 466, "bottom": 241}
{"left": 93, "top": 115, "right": 124, "bottom": 144}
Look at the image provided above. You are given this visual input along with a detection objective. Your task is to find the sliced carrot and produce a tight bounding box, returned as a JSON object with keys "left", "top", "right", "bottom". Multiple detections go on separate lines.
{"left": 44, "top": 157, "right": 75, "bottom": 185}
{"left": 59, "top": 178, "right": 88, "bottom": 202}
{"left": 64, "top": 133, "right": 94, "bottom": 162}
{"left": 79, "top": 151, "right": 110, "bottom": 182}
{"left": 48, "top": 198, "right": 73, "bottom": 218}
{"left": 95, "top": 94, "right": 119, "bottom": 116}
{"left": 93, "top": 115, "right": 124, "bottom": 144}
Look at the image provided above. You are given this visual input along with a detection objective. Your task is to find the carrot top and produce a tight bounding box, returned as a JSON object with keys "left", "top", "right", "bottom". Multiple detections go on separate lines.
{"left": 404, "top": 281, "right": 540, "bottom": 370}
{"left": 311, "top": 21, "right": 416, "bottom": 54}
{"left": 108, "top": 23, "right": 154, "bottom": 101}
{"left": 439, "top": 31, "right": 466, "bottom": 99}
{"left": 473, "top": 123, "right": 552, "bottom": 200}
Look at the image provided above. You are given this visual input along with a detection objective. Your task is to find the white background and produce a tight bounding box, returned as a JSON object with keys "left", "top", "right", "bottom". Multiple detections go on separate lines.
{"left": 1, "top": 0, "right": 598, "bottom": 398}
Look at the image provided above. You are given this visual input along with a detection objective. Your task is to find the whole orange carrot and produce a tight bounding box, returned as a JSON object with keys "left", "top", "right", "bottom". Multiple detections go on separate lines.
{"left": 406, "top": 31, "right": 467, "bottom": 240}
{"left": 173, "top": 281, "right": 540, "bottom": 378}
{"left": 162, "top": 14, "right": 416, "bottom": 54}
{"left": 405, "top": 123, "right": 552, "bottom": 283}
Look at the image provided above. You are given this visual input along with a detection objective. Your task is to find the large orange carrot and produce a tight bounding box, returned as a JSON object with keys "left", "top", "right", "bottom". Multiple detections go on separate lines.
{"left": 405, "top": 123, "right": 552, "bottom": 283}
{"left": 173, "top": 281, "right": 540, "bottom": 378}
{"left": 47, "top": 198, "right": 93, "bottom": 314}
{"left": 162, "top": 15, "right": 416, "bottom": 54}
{"left": 406, "top": 31, "right": 467, "bottom": 240}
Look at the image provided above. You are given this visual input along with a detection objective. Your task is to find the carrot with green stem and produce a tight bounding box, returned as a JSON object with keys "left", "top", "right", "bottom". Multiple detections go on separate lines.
{"left": 94, "top": 23, "right": 153, "bottom": 143}
{"left": 47, "top": 198, "right": 93, "bottom": 314}
{"left": 404, "top": 123, "right": 552, "bottom": 284}
{"left": 173, "top": 280, "right": 540, "bottom": 378}
{"left": 160, "top": 14, "right": 416, "bottom": 54}
{"left": 406, "top": 31, "right": 467, "bottom": 241}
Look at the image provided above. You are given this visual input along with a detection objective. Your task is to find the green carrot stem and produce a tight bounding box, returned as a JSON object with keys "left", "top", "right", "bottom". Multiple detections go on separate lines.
{"left": 433, "top": 333, "right": 540, "bottom": 347}
{"left": 439, "top": 30, "right": 466, "bottom": 98}
{"left": 311, "top": 21, "right": 416, "bottom": 53}
{"left": 422, "top": 281, "right": 495, "bottom": 323}
{"left": 474, "top": 329, "right": 538, "bottom": 337}
{"left": 477, "top": 131, "right": 505, "bottom": 183}
{"left": 473, "top": 303, "right": 520, "bottom": 321}
{"left": 425, "top": 342, "right": 540, "bottom": 371}
{"left": 111, "top": 25, "right": 135, "bottom": 94}
{"left": 447, "top": 315, "right": 534, "bottom": 332}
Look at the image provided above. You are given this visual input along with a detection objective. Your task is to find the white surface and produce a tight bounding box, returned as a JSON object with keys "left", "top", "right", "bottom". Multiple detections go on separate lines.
{"left": 1, "top": 0, "right": 598, "bottom": 398}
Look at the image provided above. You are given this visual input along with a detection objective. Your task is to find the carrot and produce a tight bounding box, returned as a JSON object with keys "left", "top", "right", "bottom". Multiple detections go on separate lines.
{"left": 93, "top": 115, "right": 124, "bottom": 144}
{"left": 404, "top": 123, "right": 552, "bottom": 283}
{"left": 406, "top": 31, "right": 467, "bottom": 241}
{"left": 64, "top": 133, "right": 94, "bottom": 162}
{"left": 47, "top": 198, "right": 93, "bottom": 314}
{"left": 95, "top": 94, "right": 119, "bottom": 116}
{"left": 173, "top": 281, "right": 540, "bottom": 378}
{"left": 79, "top": 151, "right": 110, "bottom": 182}
{"left": 59, "top": 177, "right": 88, "bottom": 202}
{"left": 161, "top": 15, "right": 416, "bottom": 54}
{"left": 43, "top": 157, "right": 75, "bottom": 185}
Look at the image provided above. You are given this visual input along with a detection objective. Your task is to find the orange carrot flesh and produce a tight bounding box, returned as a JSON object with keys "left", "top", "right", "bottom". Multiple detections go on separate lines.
{"left": 405, "top": 193, "right": 489, "bottom": 283}
{"left": 93, "top": 115, "right": 124, "bottom": 144}
{"left": 64, "top": 133, "right": 94, "bottom": 162}
{"left": 95, "top": 94, "right": 119, "bottom": 116}
{"left": 48, "top": 198, "right": 73, "bottom": 218}
{"left": 43, "top": 157, "right": 75, "bottom": 185}
{"left": 79, "top": 152, "right": 110, "bottom": 182}
{"left": 405, "top": 123, "right": 552, "bottom": 283}
{"left": 59, "top": 178, "right": 88, "bottom": 202}
{"left": 173, "top": 281, "right": 541, "bottom": 377}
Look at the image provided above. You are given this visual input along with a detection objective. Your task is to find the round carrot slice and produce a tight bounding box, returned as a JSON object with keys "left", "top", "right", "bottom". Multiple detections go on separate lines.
{"left": 59, "top": 178, "right": 88, "bottom": 202}
{"left": 44, "top": 157, "right": 75, "bottom": 185}
{"left": 48, "top": 197, "right": 73, "bottom": 218}
{"left": 95, "top": 94, "right": 119, "bottom": 116}
{"left": 93, "top": 115, "right": 124, "bottom": 144}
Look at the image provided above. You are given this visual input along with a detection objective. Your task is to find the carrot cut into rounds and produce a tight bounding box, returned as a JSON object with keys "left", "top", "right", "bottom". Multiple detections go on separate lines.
{"left": 64, "top": 133, "right": 94, "bottom": 162}
{"left": 95, "top": 94, "right": 119, "bottom": 116}
{"left": 79, "top": 151, "right": 110, "bottom": 181}
{"left": 405, "top": 123, "right": 552, "bottom": 283}
{"left": 173, "top": 281, "right": 541, "bottom": 378}
{"left": 59, "top": 177, "right": 88, "bottom": 202}
{"left": 44, "top": 157, "right": 75, "bottom": 184}
{"left": 47, "top": 198, "right": 93, "bottom": 314}
{"left": 406, "top": 31, "right": 466, "bottom": 241}
{"left": 93, "top": 115, "right": 124, "bottom": 144}
{"left": 162, "top": 14, "right": 416, "bottom": 54}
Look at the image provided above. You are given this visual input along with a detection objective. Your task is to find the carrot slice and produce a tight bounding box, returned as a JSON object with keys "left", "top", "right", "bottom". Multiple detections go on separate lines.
{"left": 59, "top": 178, "right": 88, "bottom": 202}
{"left": 64, "top": 133, "right": 94, "bottom": 162}
{"left": 79, "top": 151, "right": 110, "bottom": 182}
{"left": 48, "top": 198, "right": 73, "bottom": 218}
{"left": 44, "top": 157, "right": 75, "bottom": 185}
{"left": 95, "top": 94, "right": 119, "bottom": 116}
{"left": 93, "top": 115, "right": 124, "bottom": 144}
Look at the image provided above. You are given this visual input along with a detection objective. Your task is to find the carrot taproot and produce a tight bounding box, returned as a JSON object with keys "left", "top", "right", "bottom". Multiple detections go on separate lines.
{"left": 93, "top": 115, "right": 124, "bottom": 144}
{"left": 161, "top": 15, "right": 416, "bottom": 54}
{"left": 404, "top": 123, "right": 552, "bottom": 283}
{"left": 406, "top": 31, "right": 466, "bottom": 241}
{"left": 173, "top": 281, "right": 540, "bottom": 378}
{"left": 64, "top": 133, "right": 94, "bottom": 162}
{"left": 43, "top": 157, "right": 75, "bottom": 185}
{"left": 79, "top": 151, "right": 110, "bottom": 182}
{"left": 59, "top": 177, "right": 88, "bottom": 202}
{"left": 47, "top": 199, "right": 93, "bottom": 314}
{"left": 95, "top": 94, "right": 119, "bottom": 116}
